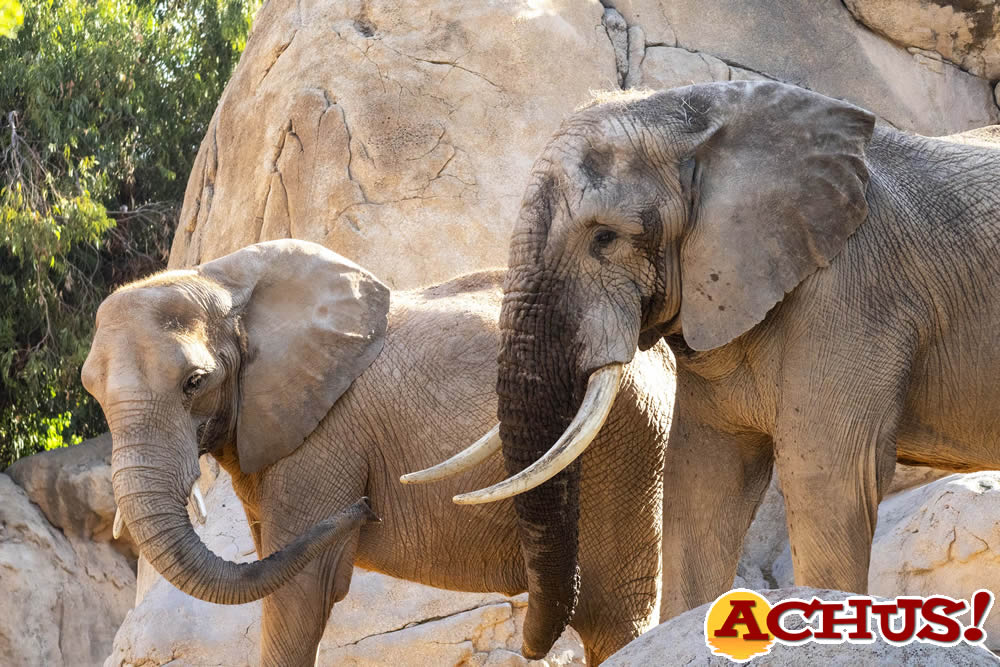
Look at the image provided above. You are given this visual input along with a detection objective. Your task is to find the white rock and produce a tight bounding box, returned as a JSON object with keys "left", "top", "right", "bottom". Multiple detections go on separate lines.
{"left": 870, "top": 471, "right": 1000, "bottom": 649}
{"left": 0, "top": 474, "right": 135, "bottom": 667}
{"left": 607, "top": 587, "right": 998, "bottom": 666}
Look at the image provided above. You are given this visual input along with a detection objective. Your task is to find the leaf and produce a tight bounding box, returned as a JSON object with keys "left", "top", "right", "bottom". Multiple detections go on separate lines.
{"left": 0, "top": 0, "right": 23, "bottom": 39}
{"left": 0, "top": 0, "right": 259, "bottom": 467}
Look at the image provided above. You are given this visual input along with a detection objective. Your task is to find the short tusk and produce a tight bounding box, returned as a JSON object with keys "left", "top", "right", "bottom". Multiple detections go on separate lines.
{"left": 190, "top": 484, "right": 208, "bottom": 524}
{"left": 453, "top": 363, "right": 624, "bottom": 505}
{"left": 112, "top": 508, "right": 125, "bottom": 540}
{"left": 400, "top": 424, "right": 502, "bottom": 484}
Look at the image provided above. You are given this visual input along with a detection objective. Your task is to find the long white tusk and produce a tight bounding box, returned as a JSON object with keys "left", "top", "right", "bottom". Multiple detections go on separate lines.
{"left": 112, "top": 508, "right": 125, "bottom": 540}
{"left": 399, "top": 424, "right": 502, "bottom": 484}
{"left": 190, "top": 484, "right": 208, "bottom": 524}
{"left": 453, "top": 363, "right": 624, "bottom": 505}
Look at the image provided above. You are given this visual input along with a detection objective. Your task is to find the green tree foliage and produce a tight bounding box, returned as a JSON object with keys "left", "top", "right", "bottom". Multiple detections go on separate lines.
{"left": 0, "top": 0, "right": 23, "bottom": 38}
{"left": 0, "top": 0, "right": 257, "bottom": 466}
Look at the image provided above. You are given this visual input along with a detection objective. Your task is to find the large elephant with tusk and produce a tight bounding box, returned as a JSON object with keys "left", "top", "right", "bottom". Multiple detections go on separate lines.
{"left": 427, "top": 81, "right": 1000, "bottom": 660}
{"left": 82, "top": 240, "right": 675, "bottom": 665}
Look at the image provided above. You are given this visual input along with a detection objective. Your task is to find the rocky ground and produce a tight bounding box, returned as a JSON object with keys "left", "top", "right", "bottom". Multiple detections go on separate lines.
{"left": 606, "top": 588, "right": 999, "bottom": 666}
{"left": 4, "top": 435, "right": 999, "bottom": 665}
{"left": 1, "top": 437, "right": 135, "bottom": 666}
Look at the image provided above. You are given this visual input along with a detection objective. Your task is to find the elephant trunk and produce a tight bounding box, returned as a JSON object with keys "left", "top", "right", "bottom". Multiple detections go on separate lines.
{"left": 496, "top": 268, "right": 586, "bottom": 659}
{"left": 110, "top": 417, "right": 375, "bottom": 605}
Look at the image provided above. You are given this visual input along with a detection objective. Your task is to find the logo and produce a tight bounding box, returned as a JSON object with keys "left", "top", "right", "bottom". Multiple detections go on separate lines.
{"left": 704, "top": 588, "right": 994, "bottom": 663}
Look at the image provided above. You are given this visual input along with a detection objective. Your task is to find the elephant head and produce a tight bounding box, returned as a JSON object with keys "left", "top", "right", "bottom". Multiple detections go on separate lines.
{"left": 81, "top": 239, "right": 388, "bottom": 604}
{"left": 410, "top": 81, "right": 876, "bottom": 657}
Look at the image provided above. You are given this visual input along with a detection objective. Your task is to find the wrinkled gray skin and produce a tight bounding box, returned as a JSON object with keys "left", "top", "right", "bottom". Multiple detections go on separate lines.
{"left": 494, "top": 80, "right": 1000, "bottom": 656}
{"left": 82, "top": 243, "right": 673, "bottom": 666}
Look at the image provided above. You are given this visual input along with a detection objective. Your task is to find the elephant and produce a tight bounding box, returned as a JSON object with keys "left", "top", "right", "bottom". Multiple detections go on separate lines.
{"left": 81, "top": 239, "right": 675, "bottom": 666}
{"left": 424, "top": 80, "right": 1000, "bottom": 658}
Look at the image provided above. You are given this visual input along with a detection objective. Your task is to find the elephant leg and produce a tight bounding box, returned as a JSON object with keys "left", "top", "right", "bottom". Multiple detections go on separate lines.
{"left": 660, "top": 413, "right": 773, "bottom": 623}
{"left": 572, "top": 408, "right": 668, "bottom": 663}
{"left": 255, "top": 446, "right": 369, "bottom": 667}
{"left": 259, "top": 537, "right": 360, "bottom": 667}
{"left": 775, "top": 396, "right": 899, "bottom": 593}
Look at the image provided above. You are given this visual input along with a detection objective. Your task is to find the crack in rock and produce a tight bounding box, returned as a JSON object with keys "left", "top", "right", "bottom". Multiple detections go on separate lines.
{"left": 602, "top": 7, "right": 630, "bottom": 88}
{"left": 333, "top": 103, "right": 373, "bottom": 205}
{"left": 337, "top": 601, "right": 512, "bottom": 648}
{"left": 257, "top": 28, "right": 299, "bottom": 90}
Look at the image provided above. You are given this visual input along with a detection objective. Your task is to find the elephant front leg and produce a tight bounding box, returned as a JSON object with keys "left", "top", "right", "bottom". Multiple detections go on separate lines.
{"left": 252, "top": 431, "right": 371, "bottom": 666}
{"left": 260, "top": 534, "right": 361, "bottom": 667}
{"left": 660, "top": 415, "right": 773, "bottom": 622}
{"left": 573, "top": 408, "right": 669, "bottom": 663}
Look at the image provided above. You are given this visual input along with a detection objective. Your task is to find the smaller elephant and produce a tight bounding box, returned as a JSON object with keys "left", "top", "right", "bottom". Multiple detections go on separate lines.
{"left": 82, "top": 240, "right": 675, "bottom": 665}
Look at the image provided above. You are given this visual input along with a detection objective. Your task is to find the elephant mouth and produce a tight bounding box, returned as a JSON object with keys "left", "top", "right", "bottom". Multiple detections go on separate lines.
{"left": 400, "top": 363, "right": 625, "bottom": 503}
{"left": 196, "top": 422, "right": 209, "bottom": 455}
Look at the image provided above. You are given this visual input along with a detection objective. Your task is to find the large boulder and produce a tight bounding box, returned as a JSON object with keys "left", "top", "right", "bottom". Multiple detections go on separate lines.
{"left": 0, "top": 473, "right": 135, "bottom": 667}
{"left": 108, "top": 471, "right": 584, "bottom": 666}
{"left": 611, "top": 0, "right": 998, "bottom": 135}
{"left": 168, "top": 0, "right": 618, "bottom": 287}
{"left": 169, "top": 0, "right": 999, "bottom": 288}
{"left": 870, "top": 471, "right": 1000, "bottom": 650}
{"left": 844, "top": 0, "right": 1000, "bottom": 79}
{"left": 6, "top": 434, "right": 137, "bottom": 559}
{"left": 606, "top": 587, "right": 997, "bottom": 666}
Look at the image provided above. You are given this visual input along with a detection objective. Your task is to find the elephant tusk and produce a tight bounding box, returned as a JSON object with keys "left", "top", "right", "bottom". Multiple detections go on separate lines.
{"left": 399, "top": 424, "right": 502, "bottom": 484}
{"left": 453, "top": 363, "right": 624, "bottom": 505}
{"left": 190, "top": 484, "right": 208, "bottom": 524}
{"left": 112, "top": 508, "right": 125, "bottom": 540}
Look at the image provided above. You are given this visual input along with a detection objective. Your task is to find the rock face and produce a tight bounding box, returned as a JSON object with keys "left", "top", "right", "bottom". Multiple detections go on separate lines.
{"left": 606, "top": 587, "right": 998, "bottom": 666}
{"left": 869, "top": 472, "right": 1000, "bottom": 650}
{"left": 0, "top": 473, "right": 135, "bottom": 667}
{"left": 169, "top": 0, "right": 999, "bottom": 287}
{"left": 108, "top": 471, "right": 584, "bottom": 667}
{"left": 844, "top": 0, "right": 1000, "bottom": 79}
{"left": 169, "top": 0, "right": 618, "bottom": 287}
{"left": 6, "top": 434, "right": 136, "bottom": 558}
{"left": 612, "top": 0, "right": 998, "bottom": 135}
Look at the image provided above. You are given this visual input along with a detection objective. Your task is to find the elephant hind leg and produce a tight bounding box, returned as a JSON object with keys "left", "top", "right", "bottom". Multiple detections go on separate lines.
{"left": 775, "top": 399, "right": 899, "bottom": 594}
{"left": 660, "top": 419, "right": 774, "bottom": 623}
{"left": 775, "top": 355, "right": 906, "bottom": 593}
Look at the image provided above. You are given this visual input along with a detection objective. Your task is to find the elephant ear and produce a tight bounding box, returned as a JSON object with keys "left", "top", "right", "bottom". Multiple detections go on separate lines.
{"left": 200, "top": 240, "right": 389, "bottom": 474}
{"left": 675, "top": 81, "right": 875, "bottom": 351}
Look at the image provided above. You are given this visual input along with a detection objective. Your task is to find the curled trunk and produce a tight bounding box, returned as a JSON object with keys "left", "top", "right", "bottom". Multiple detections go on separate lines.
{"left": 497, "top": 268, "right": 585, "bottom": 659}
{"left": 112, "top": 435, "right": 374, "bottom": 605}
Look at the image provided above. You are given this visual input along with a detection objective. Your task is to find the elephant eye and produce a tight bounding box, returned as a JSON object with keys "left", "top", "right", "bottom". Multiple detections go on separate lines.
{"left": 183, "top": 371, "right": 208, "bottom": 396}
{"left": 593, "top": 228, "right": 617, "bottom": 250}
